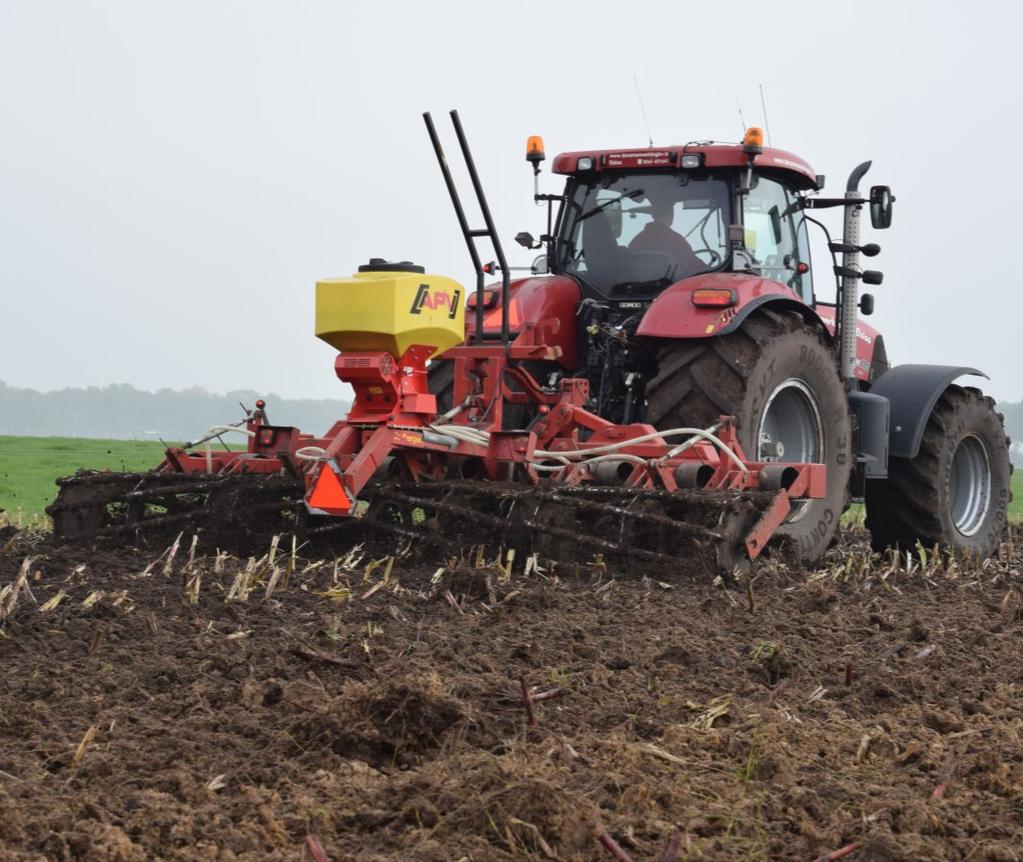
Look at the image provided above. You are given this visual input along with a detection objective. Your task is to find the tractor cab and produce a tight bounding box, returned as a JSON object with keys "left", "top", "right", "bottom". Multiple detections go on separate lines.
{"left": 539, "top": 135, "right": 820, "bottom": 306}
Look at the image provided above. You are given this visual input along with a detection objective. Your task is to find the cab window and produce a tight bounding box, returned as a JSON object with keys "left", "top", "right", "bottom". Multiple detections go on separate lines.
{"left": 558, "top": 173, "right": 730, "bottom": 298}
{"left": 744, "top": 176, "right": 813, "bottom": 301}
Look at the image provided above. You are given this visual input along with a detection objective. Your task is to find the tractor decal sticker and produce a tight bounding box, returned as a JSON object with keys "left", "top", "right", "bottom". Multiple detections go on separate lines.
{"left": 395, "top": 431, "right": 424, "bottom": 447}
{"left": 410, "top": 284, "right": 429, "bottom": 314}
{"left": 410, "top": 284, "right": 459, "bottom": 318}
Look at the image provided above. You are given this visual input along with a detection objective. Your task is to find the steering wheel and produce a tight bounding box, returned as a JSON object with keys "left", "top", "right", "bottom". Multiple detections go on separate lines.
{"left": 693, "top": 248, "right": 723, "bottom": 267}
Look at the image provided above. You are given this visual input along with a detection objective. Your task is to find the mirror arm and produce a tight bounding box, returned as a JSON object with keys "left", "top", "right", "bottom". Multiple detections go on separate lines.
{"left": 533, "top": 193, "right": 564, "bottom": 253}
{"left": 803, "top": 213, "right": 842, "bottom": 299}
{"left": 805, "top": 196, "right": 864, "bottom": 209}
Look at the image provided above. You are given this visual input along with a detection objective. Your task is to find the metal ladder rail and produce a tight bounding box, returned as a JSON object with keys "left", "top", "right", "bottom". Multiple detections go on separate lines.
{"left": 422, "top": 110, "right": 511, "bottom": 347}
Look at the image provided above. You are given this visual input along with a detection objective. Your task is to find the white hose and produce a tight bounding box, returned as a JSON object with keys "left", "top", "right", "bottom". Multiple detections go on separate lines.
{"left": 536, "top": 427, "right": 748, "bottom": 473}
{"left": 184, "top": 424, "right": 258, "bottom": 469}
{"left": 423, "top": 421, "right": 748, "bottom": 475}
{"left": 295, "top": 446, "right": 330, "bottom": 462}
{"left": 431, "top": 396, "right": 472, "bottom": 425}
{"left": 433, "top": 425, "right": 489, "bottom": 447}
{"left": 533, "top": 454, "right": 646, "bottom": 475}
{"left": 200, "top": 425, "right": 255, "bottom": 439}
{"left": 580, "top": 453, "right": 649, "bottom": 468}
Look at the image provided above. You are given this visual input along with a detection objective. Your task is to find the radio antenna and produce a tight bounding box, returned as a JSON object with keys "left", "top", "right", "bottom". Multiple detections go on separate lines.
{"left": 735, "top": 96, "right": 747, "bottom": 136}
{"left": 759, "top": 83, "right": 773, "bottom": 147}
{"left": 633, "top": 76, "right": 654, "bottom": 147}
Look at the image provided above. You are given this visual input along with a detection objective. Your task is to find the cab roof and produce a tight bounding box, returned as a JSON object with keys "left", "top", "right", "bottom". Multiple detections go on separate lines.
{"left": 551, "top": 142, "right": 819, "bottom": 190}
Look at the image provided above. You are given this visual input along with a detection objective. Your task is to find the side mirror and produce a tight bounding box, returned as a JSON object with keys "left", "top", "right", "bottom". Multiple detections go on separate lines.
{"left": 530, "top": 254, "right": 549, "bottom": 275}
{"left": 515, "top": 231, "right": 538, "bottom": 249}
{"left": 869, "top": 185, "right": 894, "bottom": 229}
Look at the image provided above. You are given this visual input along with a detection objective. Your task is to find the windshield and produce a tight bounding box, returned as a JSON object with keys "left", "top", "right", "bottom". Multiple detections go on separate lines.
{"left": 556, "top": 172, "right": 731, "bottom": 297}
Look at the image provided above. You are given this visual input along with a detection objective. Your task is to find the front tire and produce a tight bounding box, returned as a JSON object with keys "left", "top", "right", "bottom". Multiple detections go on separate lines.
{"left": 865, "top": 386, "right": 1012, "bottom": 557}
{"left": 645, "top": 311, "right": 852, "bottom": 564}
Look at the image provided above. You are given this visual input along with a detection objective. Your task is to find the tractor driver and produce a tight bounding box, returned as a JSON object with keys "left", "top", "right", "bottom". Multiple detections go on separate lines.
{"left": 628, "top": 193, "right": 705, "bottom": 280}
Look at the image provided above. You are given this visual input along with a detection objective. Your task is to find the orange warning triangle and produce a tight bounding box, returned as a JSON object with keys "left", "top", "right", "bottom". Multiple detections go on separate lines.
{"left": 307, "top": 466, "right": 352, "bottom": 514}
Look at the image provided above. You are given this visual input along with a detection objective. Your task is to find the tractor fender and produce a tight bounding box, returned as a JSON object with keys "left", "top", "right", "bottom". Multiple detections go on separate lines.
{"left": 716, "top": 294, "right": 832, "bottom": 338}
{"left": 869, "top": 364, "right": 988, "bottom": 459}
{"left": 636, "top": 272, "right": 832, "bottom": 342}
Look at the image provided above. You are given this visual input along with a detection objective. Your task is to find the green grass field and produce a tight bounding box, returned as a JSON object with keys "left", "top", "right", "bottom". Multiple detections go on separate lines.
{"left": 1, "top": 435, "right": 1021, "bottom": 527}
{"left": 0, "top": 436, "right": 174, "bottom": 525}
{"left": 842, "top": 469, "right": 1023, "bottom": 527}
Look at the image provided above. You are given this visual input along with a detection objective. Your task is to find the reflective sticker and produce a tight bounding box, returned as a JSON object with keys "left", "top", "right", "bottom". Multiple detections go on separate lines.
{"left": 705, "top": 324, "right": 715, "bottom": 334}
{"left": 484, "top": 298, "right": 523, "bottom": 329}
{"left": 307, "top": 466, "right": 352, "bottom": 514}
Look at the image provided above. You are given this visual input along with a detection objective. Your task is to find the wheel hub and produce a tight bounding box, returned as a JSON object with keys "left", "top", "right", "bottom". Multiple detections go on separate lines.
{"left": 949, "top": 433, "right": 992, "bottom": 537}
{"left": 756, "top": 378, "right": 824, "bottom": 523}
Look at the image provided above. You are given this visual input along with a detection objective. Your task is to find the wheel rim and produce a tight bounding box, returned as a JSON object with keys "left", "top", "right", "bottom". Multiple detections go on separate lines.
{"left": 756, "top": 378, "right": 824, "bottom": 523}
{"left": 949, "top": 433, "right": 991, "bottom": 537}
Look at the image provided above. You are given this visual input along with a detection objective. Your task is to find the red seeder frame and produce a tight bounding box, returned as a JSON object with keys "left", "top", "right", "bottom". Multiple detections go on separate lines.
{"left": 155, "top": 320, "right": 826, "bottom": 562}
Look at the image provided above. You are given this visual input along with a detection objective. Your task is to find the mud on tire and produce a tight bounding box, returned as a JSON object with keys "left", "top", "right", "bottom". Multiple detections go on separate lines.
{"left": 645, "top": 310, "right": 852, "bottom": 564}
{"left": 865, "top": 386, "right": 1013, "bottom": 558}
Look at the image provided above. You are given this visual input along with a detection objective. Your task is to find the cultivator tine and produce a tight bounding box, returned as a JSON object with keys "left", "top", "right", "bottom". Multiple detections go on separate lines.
{"left": 532, "top": 491, "right": 723, "bottom": 540}
{"left": 354, "top": 515, "right": 442, "bottom": 546}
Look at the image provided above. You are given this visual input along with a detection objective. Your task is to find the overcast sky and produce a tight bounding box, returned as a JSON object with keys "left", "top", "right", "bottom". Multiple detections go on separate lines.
{"left": 2, "top": 0, "right": 1021, "bottom": 408}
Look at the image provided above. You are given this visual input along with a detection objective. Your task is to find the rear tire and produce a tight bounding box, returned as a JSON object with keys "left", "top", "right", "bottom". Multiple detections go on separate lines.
{"left": 645, "top": 311, "right": 852, "bottom": 564}
{"left": 865, "top": 386, "right": 1012, "bottom": 558}
{"left": 428, "top": 359, "right": 455, "bottom": 415}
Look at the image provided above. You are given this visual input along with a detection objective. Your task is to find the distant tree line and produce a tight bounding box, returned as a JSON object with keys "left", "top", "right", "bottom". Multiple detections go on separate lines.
{"left": 0, "top": 381, "right": 349, "bottom": 442}
{"left": 1, "top": 380, "right": 1021, "bottom": 464}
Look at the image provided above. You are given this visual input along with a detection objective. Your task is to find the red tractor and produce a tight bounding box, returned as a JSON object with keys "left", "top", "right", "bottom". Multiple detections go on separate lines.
{"left": 423, "top": 115, "right": 1012, "bottom": 562}
{"left": 49, "top": 111, "right": 1012, "bottom": 571}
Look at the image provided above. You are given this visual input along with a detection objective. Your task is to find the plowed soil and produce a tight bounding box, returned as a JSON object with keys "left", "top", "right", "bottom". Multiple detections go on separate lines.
{"left": 1, "top": 527, "right": 1022, "bottom": 861}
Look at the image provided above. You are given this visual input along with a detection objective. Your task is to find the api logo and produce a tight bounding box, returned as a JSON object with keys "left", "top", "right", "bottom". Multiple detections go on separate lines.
{"left": 410, "top": 284, "right": 460, "bottom": 319}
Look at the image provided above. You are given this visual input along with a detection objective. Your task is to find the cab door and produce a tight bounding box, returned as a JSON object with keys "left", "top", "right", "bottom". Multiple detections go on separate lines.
{"left": 744, "top": 175, "right": 813, "bottom": 303}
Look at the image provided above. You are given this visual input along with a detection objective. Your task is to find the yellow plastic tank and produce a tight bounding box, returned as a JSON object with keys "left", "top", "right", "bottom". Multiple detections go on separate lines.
{"left": 315, "top": 260, "right": 465, "bottom": 359}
